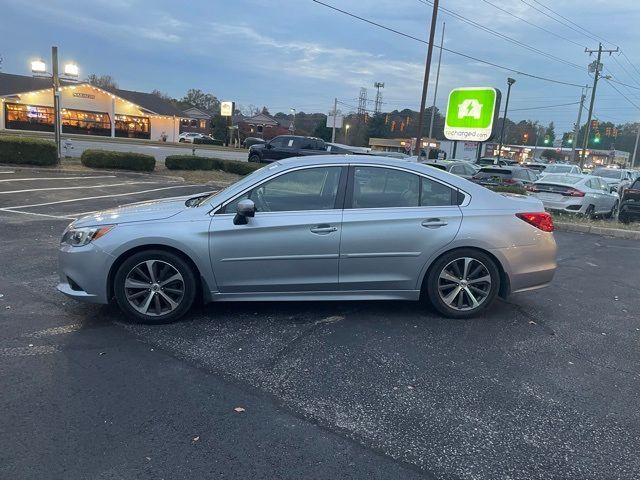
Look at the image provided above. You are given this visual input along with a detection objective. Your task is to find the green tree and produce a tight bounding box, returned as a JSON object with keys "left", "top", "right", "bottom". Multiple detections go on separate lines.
{"left": 313, "top": 117, "right": 332, "bottom": 142}
{"left": 181, "top": 89, "right": 220, "bottom": 112}
{"left": 545, "top": 122, "right": 556, "bottom": 144}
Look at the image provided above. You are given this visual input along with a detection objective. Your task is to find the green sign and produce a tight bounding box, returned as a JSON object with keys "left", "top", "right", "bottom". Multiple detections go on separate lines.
{"left": 444, "top": 87, "right": 501, "bottom": 142}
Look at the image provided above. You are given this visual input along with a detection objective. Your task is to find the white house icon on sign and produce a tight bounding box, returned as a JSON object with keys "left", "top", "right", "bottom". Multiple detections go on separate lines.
{"left": 457, "top": 99, "right": 483, "bottom": 119}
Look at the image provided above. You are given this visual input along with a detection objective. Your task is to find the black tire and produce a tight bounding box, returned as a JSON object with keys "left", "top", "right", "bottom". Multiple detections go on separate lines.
{"left": 426, "top": 249, "right": 501, "bottom": 319}
{"left": 605, "top": 201, "right": 618, "bottom": 219}
{"left": 585, "top": 204, "right": 595, "bottom": 219}
{"left": 113, "top": 250, "right": 197, "bottom": 324}
{"left": 178, "top": 138, "right": 185, "bottom": 143}
{"left": 619, "top": 214, "right": 631, "bottom": 224}
{"left": 248, "top": 154, "right": 261, "bottom": 163}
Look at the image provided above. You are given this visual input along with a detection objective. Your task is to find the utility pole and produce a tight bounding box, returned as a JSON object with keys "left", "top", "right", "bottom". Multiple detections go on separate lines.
{"left": 571, "top": 88, "right": 587, "bottom": 164}
{"left": 373, "top": 82, "right": 385, "bottom": 114}
{"left": 632, "top": 126, "right": 640, "bottom": 168}
{"left": 414, "top": 0, "right": 439, "bottom": 157}
{"left": 52, "top": 46, "right": 61, "bottom": 163}
{"left": 425, "top": 21, "right": 445, "bottom": 161}
{"left": 496, "top": 78, "right": 516, "bottom": 162}
{"left": 580, "top": 43, "right": 618, "bottom": 169}
{"left": 331, "top": 97, "right": 337, "bottom": 143}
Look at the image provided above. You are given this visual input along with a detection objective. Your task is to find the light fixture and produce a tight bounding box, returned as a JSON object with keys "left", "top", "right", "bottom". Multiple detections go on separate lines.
{"left": 64, "top": 63, "right": 79, "bottom": 77}
{"left": 31, "top": 60, "right": 46, "bottom": 74}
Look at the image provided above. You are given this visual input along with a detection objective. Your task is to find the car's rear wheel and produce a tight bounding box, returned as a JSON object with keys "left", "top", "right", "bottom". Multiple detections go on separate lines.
{"left": 605, "top": 200, "right": 618, "bottom": 219}
{"left": 426, "top": 249, "right": 500, "bottom": 319}
{"left": 585, "top": 204, "right": 595, "bottom": 219}
{"left": 114, "top": 250, "right": 196, "bottom": 324}
{"left": 178, "top": 138, "right": 185, "bottom": 143}
{"left": 248, "top": 154, "right": 261, "bottom": 163}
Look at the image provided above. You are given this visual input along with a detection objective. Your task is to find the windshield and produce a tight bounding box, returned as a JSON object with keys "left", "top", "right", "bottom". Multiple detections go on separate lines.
{"left": 544, "top": 165, "right": 573, "bottom": 173}
{"left": 195, "top": 165, "right": 269, "bottom": 207}
{"left": 537, "top": 174, "right": 582, "bottom": 185}
{"left": 593, "top": 169, "right": 622, "bottom": 179}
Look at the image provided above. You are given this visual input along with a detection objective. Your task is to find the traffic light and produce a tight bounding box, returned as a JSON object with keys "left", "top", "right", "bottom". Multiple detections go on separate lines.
{"left": 605, "top": 127, "right": 612, "bottom": 136}
{"left": 567, "top": 135, "right": 573, "bottom": 144}
{"left": 523, "top": 132, "right": 529, "bottom": 143}
{"left": 391, "top": 120, "right": 396, "bottom": 132}
{"left": 591, "top": 119, "right": 599, "bottom": 130}
{"left": 384, "top": 114, "right": 389, "bottom": 125}
{"left": 613, "top": 127, "right": 618, "bottom": 137}
{"left": 544, "top": 135, "right": 550, "bottom": 144}
{"left": 364, "top": 112, "right": 369, "bottom": 123}
{"left": 400, "top": 121, "right": 405, "bottom": 132}
{"left": 594, "top": 133, "right": 601, "bottom": 143}
{"left": 406, "top": 116, "right": 410, "bottom": 126}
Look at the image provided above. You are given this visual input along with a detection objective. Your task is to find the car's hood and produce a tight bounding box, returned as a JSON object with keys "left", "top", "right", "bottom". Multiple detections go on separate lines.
{"left": 250, "top": 144, "right": 266, "bottom": 151}
{"left": 73, "top": 194, "right": 198, "bottom": 227}
{"left": 599, "top": 177, "right": 620, "bottom": 184}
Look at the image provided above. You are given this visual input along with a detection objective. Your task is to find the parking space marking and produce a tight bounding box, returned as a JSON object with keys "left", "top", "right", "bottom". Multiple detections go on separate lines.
{"left": 4, "top": 184, "right": 204, "bottom": 210}
{"left": 24, "top": 324, "right": 82, "bottom": 338}
{"left": 0, "top": 181, "right": 159, "bottom": 195}
{"left": 0, "top": 208, "right": 76, "bottom": 220}
{"left": 0, "top": 175, "right": 116, "bottom": 183}
{"left": 0, "top": 345, "right": 60, "bottom": 357}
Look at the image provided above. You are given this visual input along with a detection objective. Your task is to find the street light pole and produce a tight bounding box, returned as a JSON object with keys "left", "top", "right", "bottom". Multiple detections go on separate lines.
{"left": 51, "top": 46, "right": 61, "bottom": 163}
{"left": 414, "top": 0, "right": 439, "bottom": 157}
{"left": 571, "top": 88, "right": 587, "bottom": 164}
{"left": 290, "top": 108, "right": 296, "bottom": 135}
{"left": 496, "top": 77, "right": 515, "bottom": 162}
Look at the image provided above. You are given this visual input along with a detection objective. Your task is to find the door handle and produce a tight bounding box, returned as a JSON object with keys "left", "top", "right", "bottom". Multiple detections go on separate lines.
{"left": 310, "top": 224, "right": 338, "bottom": 234}
{"left": 421, "top": 218, "right": 448, "bottom": 228}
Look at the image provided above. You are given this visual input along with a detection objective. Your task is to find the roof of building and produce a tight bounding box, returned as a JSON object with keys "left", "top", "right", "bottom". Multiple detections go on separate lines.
{"left": 0, "top": 72, "right": 184, "bottom": 117}
{"left": 240, "top": 112, "right": 291, "bottom": 128}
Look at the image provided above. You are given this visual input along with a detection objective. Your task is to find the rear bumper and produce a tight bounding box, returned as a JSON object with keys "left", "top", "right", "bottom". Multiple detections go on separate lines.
{"left": 537, "top": 198, "right": 588, "bottom": 214}
{"left": 490, "top": 233, "right": 557, "bottom": 295}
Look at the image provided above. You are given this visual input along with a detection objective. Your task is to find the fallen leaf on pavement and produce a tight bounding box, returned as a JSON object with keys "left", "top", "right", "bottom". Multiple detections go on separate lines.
{"left": 234, "top": 407, "right": 246, "bottom": 413}
{"left": 192, "top": 436, "right": 200, "bottom": 442}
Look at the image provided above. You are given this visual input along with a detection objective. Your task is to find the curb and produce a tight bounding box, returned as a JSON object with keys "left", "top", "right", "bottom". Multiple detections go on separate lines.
{"left": 555, "top": 222, "right": 640, "bottom": 240}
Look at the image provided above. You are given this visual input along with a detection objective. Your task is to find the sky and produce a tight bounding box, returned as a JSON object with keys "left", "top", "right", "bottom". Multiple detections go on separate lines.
{"left": 1, "top": 0, "right": 640, "bottom": 135}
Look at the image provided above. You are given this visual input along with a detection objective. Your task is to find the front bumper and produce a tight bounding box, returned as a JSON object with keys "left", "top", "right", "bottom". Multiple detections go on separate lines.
{"left": 619, "top": 201, "right": 640, "bottom": 220}
{"left": 57, "top": 243, "right": 115, "bottom": 304}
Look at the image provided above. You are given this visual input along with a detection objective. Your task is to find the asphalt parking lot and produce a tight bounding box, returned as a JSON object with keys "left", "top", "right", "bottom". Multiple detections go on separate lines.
{"left": 1, "top": 167, "right": 639, "bottom": 480}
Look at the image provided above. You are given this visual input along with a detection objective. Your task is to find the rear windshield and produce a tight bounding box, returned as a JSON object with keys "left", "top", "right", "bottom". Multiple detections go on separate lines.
{"left": 476, "top": 168, "right": 512, "bottom": 178}
{"left": 537, "top": 174, "right": 582, "bottom": 185}
{"left": 425, "top": 163, "right": 447, "bottom": 171}
{"left": 593, "top": 169, "right": 622, "bottom": 179}
{"left": 544, "top": 165, "right": 574, "bottom": 174}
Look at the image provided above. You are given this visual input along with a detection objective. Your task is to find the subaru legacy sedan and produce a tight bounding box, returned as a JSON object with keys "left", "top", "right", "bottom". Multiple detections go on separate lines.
{"left": 57, "top": 156, "right": 557, "bottom": 324}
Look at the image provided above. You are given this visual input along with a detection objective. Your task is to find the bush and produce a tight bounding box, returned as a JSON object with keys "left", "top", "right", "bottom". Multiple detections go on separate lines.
{"left": 81, "top": 149, "right": 155, "bottom": 172}
{"left": 0, "top": 136, "right": 57, "bottom": 166}
{"left": 489, "top": 185, "right": 529, "bottom": 195}
{"left": 165, "top": 155, "right": 214, "bottom": 170}
{"left": 165, "top": 155, "right": 262, "bottom": 175}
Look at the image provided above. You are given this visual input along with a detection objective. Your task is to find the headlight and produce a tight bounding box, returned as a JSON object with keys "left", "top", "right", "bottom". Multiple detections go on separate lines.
{"left": 61, "top": 225, "right": 114, "bottom": 247}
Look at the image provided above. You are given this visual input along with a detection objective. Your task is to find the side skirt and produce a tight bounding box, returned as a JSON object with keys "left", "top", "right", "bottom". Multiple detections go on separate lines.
{"left": 207, "top": 290, "right": 421, "bottom": 302}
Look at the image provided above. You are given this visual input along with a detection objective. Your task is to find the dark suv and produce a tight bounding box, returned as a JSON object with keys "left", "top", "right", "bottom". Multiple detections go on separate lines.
{"left": 248, "top": 135, "right": 329, "bottom": 163}
{"left": 619, "top": 178, "right": 640, "bottom": 223}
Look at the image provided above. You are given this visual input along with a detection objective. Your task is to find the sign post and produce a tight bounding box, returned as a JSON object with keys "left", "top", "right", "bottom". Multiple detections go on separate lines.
{"left": 220, "top": 101, "right": 234, "bottom": 146}
{"left": 444, "top": 87, "right": 501, "bottom": 143}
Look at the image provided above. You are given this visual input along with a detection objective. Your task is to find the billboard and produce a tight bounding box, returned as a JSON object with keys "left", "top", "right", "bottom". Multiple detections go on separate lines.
{"left": 326, "top": 115, "right": 344, "bottom": 129}
{"left": 444, "top": 87, "right": 501, "bottom": 142}
{"left": 220, "top": 101, "right": 234, "bottom": 117}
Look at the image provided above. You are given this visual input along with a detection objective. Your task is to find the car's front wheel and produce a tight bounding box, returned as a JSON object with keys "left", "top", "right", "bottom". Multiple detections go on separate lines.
{"left": 113, "top": 250, "right": 197, "bottom": 324}
{"left": 248, "top": 154, "right": 261, "bottom": 163}
{"left": 426, "top": 249, "right": 500, "bottom": 319}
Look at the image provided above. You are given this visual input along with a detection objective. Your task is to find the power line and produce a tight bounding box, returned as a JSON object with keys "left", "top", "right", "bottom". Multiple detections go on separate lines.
{"left": 417, "top": 0, "right": 584, "bottom": 71}
{"left": 510, "top": 101, "right": 580, "bottom": 112}
{"left": 621, "top": 51, "right": 640, "bottom": 79}
{"left": 520, "top": 0, "right": 606, "bottom": 46}
{"left": 603, "top": 78, "right": 640, "bottom": 112}
{"left": 479, "top": 0, "right": 587, "bottom": 49}
{"left": 311, "top": 0, "right": 586, "bottom": 88}
{"left": 610, "top": 56, "right": 640, "bottom": 88}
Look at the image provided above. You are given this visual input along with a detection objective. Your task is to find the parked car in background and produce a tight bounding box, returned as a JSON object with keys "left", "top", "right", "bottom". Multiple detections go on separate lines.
{"left": 423, "top": 160, "right": 480, "bottom": 180}
{"left": 193, "top": 134, "right": 223, "bottom": 146}
{"left": 57, "top": 155, "right": 557, "bottom": 324}
{"left": 178, "top": 132, "right": 204, "bottom": 143}
{"left": 248, "top": 135, "right": 329, "bottom": 163}
{"left": 524, "top": 162, "right": 548, "bottom": 173}
{"left": 592, "top": 167, "right": 634, "bottom": 195}
{"left": 242, "top": 137, "right": 266, "bottom": 149}
{"left": 530, "top": 174, "right": 619, "bottom": 218}
{"left": 476, "top": 157, "right": 509, "bottom": 167}
{"left": 539, "top": 164, "right": 582, "bottom": 176}
{"left": 619, "top": 177, "right": 640, "bottom": 223}
{"left": 375, "top": 151, "right": 411, "bottom": 160}
{"left": 472, "top": 166, "right": 539, "bottom": 188}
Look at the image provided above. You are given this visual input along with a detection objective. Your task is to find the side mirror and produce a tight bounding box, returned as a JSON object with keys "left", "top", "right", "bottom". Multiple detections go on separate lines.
{"left": 265, "top": 142, "right": 272, "bottom": 149}
{"left": 233, "top": 199, "right": 256, "bottom": 225}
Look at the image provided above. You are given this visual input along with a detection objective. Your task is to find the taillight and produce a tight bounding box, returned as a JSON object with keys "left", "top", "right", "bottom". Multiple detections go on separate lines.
{"left": 525, "top": 184, "right": 538, "bottom": 192}
{"left": 503, "top": 178, "right": 517, "bottom": 184}
{"left": 516, "top": 212, "right": 554, "bottom": 232}
{"left": 472, "top": 175, "right": 481, "bottom": 180}
{"left": 562, "top": 188, "right": 585, "bottom": 197}
{"left": 624, "top": 188, "right": 640, "bottom": 196}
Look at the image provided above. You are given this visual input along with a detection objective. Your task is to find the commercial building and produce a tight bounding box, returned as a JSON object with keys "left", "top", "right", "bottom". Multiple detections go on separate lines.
{"left": 0, "top": 73, "right": 186, "bottom": 142}
{"left": 484, "top": 142, "right": 631, "bottom": 166}
{"left": 369, "top": 137, "right": 439, "bottom": 153}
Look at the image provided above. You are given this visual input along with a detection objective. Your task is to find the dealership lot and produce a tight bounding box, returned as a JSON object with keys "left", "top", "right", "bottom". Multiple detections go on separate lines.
{"left": 1, "top": 168, "right": 640, "bottom": 479}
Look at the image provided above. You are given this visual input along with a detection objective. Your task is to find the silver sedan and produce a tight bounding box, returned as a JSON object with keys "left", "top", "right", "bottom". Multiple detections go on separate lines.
{"left": 530, "top": 174, "right": 619, "bottom": 218}
{"left": 57, "top": 156, "right": 557, "bottom": 324}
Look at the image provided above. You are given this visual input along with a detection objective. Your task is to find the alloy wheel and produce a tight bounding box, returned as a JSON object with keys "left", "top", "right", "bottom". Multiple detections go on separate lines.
{"left": 437, "top": 257, "right": 492, "bottom": 311}
{"left": 124, "top": 260, "right": 185, "bottom": 317}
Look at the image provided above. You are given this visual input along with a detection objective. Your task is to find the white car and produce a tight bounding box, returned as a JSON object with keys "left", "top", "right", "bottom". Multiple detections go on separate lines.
{"left": 538, "top": 164, "right": 582, "bottom": 177}
{"left": 530, "top": 174, "right": 619, "bottom": 218}
{"left": 178, "top": 132, "right": 204, "bottom": 143}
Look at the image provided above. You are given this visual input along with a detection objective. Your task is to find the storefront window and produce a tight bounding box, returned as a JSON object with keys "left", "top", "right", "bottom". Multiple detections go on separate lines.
{"left": 114, "top": 114, "right": 150, "bottom": 139}
{"left": 5, "top": 103, "right": 55, "bottom": 132}
{"left": 61, "top": 109, "right": 111, "bottom": 136}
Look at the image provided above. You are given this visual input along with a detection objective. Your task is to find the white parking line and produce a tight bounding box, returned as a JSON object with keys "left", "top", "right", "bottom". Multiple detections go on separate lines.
{"left": 0, "top": 208, "right": 76, "bottom": 220}
{"left": 0, "top": 171, "right": 15, "bottom": 174}
{"left": 0, "top": 175, "right": 116, "bottom": 182}
{"left": 5, "top": 184, "right": 204, "bottom": 210}
{"left": 0, "top": 181, "right": 159, "bottom": 194}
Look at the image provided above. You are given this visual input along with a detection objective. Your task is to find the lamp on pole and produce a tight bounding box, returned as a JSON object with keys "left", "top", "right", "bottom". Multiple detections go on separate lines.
{"left": 345, "top": 124, "right": 350, "bottom": 145}
{"left": 30, "top": 47, "right": 79, "bottom": 164}
{"left": 496, "top": 77, "right": 515, "bottom": 163}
